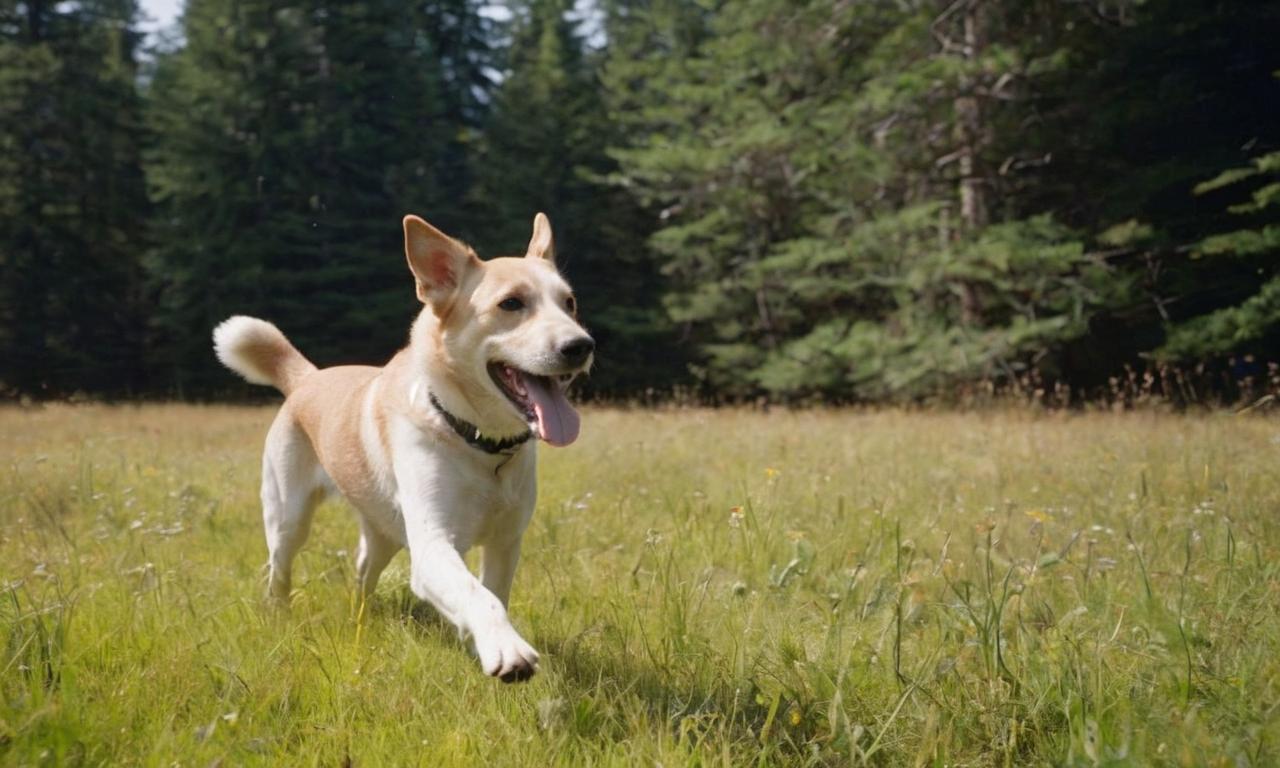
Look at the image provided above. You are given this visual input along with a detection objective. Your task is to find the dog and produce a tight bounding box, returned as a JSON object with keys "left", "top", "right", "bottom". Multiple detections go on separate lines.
{"left": 212, "top": 213, "right": 592, "bottom": 682}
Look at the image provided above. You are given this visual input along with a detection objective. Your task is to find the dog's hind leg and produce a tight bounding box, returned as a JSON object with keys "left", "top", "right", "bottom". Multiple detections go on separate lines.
{"left": 355, "top": 522, "right": 399, "bottom": 604}
{"left": 260, "top": 411, "right": 323, "bottom": 603}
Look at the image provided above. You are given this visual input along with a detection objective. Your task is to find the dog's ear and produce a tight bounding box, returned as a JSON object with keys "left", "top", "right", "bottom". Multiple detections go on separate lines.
{"left": 526, "top": 212, "right": 555, "bottom": 264}
{"left": 404, "top": 215, "right": 476, "bottom": 309}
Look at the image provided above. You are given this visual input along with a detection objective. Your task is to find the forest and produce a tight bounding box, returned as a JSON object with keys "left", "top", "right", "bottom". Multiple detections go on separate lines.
{"left": 1, "top": 0, "right": 1278, "bottom": 403}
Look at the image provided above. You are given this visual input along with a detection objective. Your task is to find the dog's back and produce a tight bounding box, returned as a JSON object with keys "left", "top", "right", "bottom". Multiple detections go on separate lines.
{"left": 287, "top": 364, "right": 387, "bottom": 506}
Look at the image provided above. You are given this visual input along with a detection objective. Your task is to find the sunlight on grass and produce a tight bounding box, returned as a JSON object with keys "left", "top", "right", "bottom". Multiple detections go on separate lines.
{"left": 2, "top": 405, "right": 1278, "bottom": 765}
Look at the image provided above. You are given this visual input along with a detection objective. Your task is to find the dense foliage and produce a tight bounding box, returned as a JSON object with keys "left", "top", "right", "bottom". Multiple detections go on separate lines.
{"left": 145, "top": 0, "right": 493, "bottom": 391}
{"left": 1, "top": 0, "right": 1277, "bottom": 401}
{"left": 0, "top": 0, "right": 149, "bottom": 396}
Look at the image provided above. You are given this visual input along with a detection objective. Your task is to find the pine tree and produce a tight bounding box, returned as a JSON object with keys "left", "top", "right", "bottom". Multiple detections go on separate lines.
{"left": 473, "top": 0, "right": 608, "bottom": 253}
{"left": 0, "top": 0, "right": 149, "bottom": 396}
{"left": 607, "top": 0, "right": 1137, "bottom": 400}
{"left": 415, "top": 0, "right": 497, "bottom": 237}
{"left": 1043, "top": 0, "right": 1280, "bottom": 384}
{"left": 476, "top": 0, "right": 676, "bottom": 395}
{"left": 146, "top": 0, "right": 491, "bottom": 393}
{"left": 1159, "top": 150, "right": 1280, "bottom": 360}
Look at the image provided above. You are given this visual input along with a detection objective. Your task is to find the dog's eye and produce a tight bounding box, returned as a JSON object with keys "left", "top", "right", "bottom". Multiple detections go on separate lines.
{"left": 498, "top": 296, "right": 525, "bottom": 312}
{"left": 565, "top": 296, "right": 576, "bottom": 314}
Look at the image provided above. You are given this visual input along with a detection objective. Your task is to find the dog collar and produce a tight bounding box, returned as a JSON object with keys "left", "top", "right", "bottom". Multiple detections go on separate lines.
{"left": 428, "top": 392, "right": 533, "bottom": 455}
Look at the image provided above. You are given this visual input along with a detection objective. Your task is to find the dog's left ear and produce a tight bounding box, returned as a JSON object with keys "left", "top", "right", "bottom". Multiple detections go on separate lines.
{"left": 526, "top": 212, "right": 555, "bottom": 264}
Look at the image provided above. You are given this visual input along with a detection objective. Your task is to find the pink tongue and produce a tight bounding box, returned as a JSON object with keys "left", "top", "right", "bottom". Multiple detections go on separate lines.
{"left": 520, "top": 373, "right": 580, "bottom": 447}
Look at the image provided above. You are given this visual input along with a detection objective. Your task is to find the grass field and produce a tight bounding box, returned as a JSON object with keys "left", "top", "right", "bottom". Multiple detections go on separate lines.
{"left": 2, "top": 404, "right": 1278, "bottom": 766}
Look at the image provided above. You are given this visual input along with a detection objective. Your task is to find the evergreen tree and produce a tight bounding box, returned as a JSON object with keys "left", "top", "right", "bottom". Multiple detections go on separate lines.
{"left": 1020, "top": 0, "right": 1280, "bottom": 388}
{"left": 0, "top": 0, "right": 149, "bottom": 396}
{"left": 417, "top": 0, "right": 497, "bottom": 236}
{"left": 1159, "top": 149, "right": 1280, "bottom": 361}
{"left": 473, "top": 0, "right": 592, "bottom": 252}
{"left": 146, "top": 0, "right": 491, "bottom": 393}
{"left": 476, "top": 0, "right": 676, "bottom": 395}
{"left": 608, "top": 0, "right": 1123, "bottom": 400}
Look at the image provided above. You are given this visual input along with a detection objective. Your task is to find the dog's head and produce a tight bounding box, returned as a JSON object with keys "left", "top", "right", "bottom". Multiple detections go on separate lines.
{"left": 403, "top": 213, "right": 592, "bottom": 447}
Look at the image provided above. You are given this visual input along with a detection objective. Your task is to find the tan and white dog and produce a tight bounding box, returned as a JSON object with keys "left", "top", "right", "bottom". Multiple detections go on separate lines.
{"left": 212, "top": 213, "right": 592, "bottom": 683}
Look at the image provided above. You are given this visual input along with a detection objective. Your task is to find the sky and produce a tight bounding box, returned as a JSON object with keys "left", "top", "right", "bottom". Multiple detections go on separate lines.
{"left": 138, "top": 0, "right": 183, "bottom": 35}
{"left": 134, "top": 1, "right": 598, "bottom": 48}
{"left": 135, "top": 0, "right": 521, "bottom": 33}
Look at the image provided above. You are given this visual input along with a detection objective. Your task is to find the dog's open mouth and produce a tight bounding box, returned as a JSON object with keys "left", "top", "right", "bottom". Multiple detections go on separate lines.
{"left": 487, "top": 362, "right": 581, "bottom": 447}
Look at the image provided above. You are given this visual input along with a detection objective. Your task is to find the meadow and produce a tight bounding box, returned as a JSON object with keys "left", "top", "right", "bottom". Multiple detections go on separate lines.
{"left": 1, "top": 404, "right": 1278, "bottom": 766}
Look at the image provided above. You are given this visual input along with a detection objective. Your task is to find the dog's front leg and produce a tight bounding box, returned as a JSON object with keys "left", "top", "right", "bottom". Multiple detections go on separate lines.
{"left": 392, "top": 425, "right": 539, "bottom": 681}
{"left": 405, "top": 533, "right": 539, "bottom": 682}
{"left": 481, "top": 537, "right": 522, "bottom": 607}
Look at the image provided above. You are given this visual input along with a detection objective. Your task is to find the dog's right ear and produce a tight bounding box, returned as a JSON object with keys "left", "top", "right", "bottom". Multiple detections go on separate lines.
{"left": 404, "top": 215, "right": 476, "bottom": 309}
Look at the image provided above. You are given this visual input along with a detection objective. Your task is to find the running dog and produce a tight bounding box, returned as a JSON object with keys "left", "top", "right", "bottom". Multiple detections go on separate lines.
{"left": 212, "top": 213, "right": 592, "bottom": 682}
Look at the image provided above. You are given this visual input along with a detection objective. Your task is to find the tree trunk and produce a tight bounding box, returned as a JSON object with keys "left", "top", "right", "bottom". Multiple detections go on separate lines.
{"left": 955, "top": 0, "right": 989, "bottom": 232}
{"left": 953, "top": 0, "right": 989, "bottom": 325}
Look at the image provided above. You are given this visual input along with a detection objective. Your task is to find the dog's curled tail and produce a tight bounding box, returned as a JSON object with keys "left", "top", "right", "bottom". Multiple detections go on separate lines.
{"left": 213, "top": 316, "right": 317, "bottom": 396}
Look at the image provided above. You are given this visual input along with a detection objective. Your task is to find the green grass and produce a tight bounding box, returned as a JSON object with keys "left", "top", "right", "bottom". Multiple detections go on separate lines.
{"left": 2, "top": 405, "right": 1279, "bottom": 766}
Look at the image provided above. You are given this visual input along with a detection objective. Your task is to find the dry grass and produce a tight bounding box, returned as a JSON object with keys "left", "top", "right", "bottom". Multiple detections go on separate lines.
{"left": 2, "top": 404, "right": 1279, "bottom": 766}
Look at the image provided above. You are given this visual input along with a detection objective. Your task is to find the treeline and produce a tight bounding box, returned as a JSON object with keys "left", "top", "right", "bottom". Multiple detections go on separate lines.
{"left": 1, "top": 0, "right": 1278, "bottom": 402}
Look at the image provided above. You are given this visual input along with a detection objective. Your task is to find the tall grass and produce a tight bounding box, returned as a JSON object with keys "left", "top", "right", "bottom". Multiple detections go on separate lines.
{"left": 2, "top": 404, "right": 1277, "bottom": 765}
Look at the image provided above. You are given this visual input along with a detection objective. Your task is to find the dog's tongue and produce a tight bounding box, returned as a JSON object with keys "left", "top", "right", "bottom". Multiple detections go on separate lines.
{"left": 520, "top": 373, "right": 580, "bottom": 447}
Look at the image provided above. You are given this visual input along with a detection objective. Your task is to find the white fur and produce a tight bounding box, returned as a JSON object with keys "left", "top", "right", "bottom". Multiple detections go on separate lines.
{"left": 254, "top": 387, "right": 544, "bottom": 680}
{"left": 213, "top": 315, "right": 288, "bottom": 386}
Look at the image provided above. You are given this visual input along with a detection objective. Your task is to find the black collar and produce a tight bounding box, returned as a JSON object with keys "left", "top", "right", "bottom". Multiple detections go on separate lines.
{"left": 429, "top": 392, "right": 532, "bottom": 455}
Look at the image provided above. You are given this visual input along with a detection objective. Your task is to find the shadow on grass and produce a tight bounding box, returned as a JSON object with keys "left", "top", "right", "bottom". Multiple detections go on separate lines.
{"left": 382, "top": 590, "right": 740, "bottom": 715}
{"left": 529, "top": 627, "right": 791, "bottom": 753}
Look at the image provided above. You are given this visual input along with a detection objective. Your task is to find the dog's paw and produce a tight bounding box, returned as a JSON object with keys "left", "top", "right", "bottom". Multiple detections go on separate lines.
{"left": 474, "top": 628, "right": 540, "bottom": 683}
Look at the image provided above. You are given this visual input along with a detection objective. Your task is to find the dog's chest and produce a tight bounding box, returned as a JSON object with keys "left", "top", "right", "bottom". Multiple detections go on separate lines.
{"left": 384, "top": 416, "right": 537, "bottom": 545}
{"left": 423, "top": 442, "right": 535, "bottom": 528}
{"left": 441, "top": 453, "right": 534, "bottom": 540}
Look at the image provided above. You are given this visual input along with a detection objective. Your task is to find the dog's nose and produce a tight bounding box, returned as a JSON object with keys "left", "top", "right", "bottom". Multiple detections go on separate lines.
{"left": 560, "top": 337, "right": 595, "bottom": 365}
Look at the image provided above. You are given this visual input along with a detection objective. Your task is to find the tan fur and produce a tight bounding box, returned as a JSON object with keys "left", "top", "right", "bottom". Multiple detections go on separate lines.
{"left": 287, "top": 366, "right": 382, "bottom": 505}
{"left": 213, "top": 316, "right": 317, "bottom": 395}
